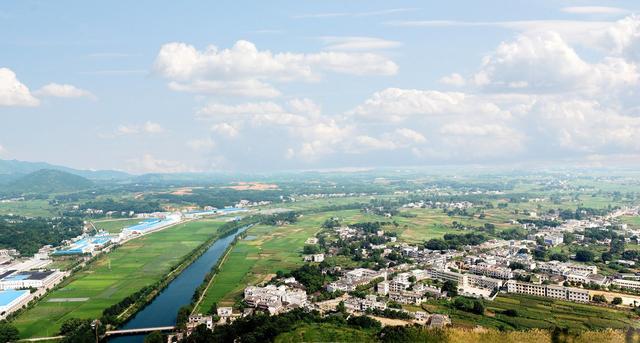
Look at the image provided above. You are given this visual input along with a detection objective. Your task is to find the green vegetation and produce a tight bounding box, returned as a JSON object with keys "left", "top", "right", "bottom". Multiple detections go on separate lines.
{"left": 275, "top": 323, "right": 376, "bottom": 342}
{"left": 0, "top": 215, "right": 83, "bottom": 255}
{"left": 13, "top": 219, "right": 224, "bottom": 338}
{"left": 5, "top": 169, "right": 93, "bottom": 194}
{"left": 421, "top": 294, "right": 639, "bottom": 332}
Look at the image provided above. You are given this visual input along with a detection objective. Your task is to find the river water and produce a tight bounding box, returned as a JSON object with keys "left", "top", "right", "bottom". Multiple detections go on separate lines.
{"left": 109, "top": 226, "right": 247, "bottom": 342}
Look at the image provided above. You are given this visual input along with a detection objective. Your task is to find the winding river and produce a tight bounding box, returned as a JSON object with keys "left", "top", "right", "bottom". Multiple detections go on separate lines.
{"left": 109, "top": 226, "right": 248, "bottom": 342}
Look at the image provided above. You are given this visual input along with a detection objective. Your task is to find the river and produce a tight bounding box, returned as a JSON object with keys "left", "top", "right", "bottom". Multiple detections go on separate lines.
{"left": 109, "top": 226, "right": 248, "bottom": 342}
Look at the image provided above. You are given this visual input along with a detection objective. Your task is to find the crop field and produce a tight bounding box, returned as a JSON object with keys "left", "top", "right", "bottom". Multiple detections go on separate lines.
{"left": 196, "top": 209, "right": 372, "bottom": 312}
{"left": 13, "top": 219, "right": 223, "bottom": 338}
{"left": 0, "top": 199, "right": 55, "bottom": 217}
{"left": 422, "top": 294, "right": 639, "bottom": 333}
{"left": 91, "top": 218, "right": 143, "bottom": 233}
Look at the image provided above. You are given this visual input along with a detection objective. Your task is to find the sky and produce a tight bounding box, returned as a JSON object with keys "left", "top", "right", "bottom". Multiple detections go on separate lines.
{"left": 1, "top": 0, "right": 640, "bottom": 174}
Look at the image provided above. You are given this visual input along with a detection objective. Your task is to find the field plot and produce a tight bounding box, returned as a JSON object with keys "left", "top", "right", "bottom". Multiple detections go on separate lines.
{"left": 422, "top": 294, "right": 639, "bottom": 332}
{"left": 392, "top": 208, "right": 518, "bottom": 243}
{"left": 0, "top": 199, "right": 55, "bottom": 217}
{"left": 13, "top": 219, "right": 223, "bottom": 338}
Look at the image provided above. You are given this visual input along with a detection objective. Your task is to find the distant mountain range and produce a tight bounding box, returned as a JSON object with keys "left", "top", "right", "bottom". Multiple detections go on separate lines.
{"left": 0, "top": 159, "right": 130, "bottom": 184}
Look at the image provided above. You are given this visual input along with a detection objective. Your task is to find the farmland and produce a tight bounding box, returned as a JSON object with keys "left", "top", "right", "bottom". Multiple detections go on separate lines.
{"left": 13, "top": 219, "right": 224, "bottom": 338}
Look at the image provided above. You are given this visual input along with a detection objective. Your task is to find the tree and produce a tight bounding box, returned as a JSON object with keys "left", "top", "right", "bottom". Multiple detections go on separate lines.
{"left": 441, "top": 280, "right": 458, "bottom": 297}
{"left": 509, "top": 262, "right": 526, "bottom": 270}
{"left": 176, "top": 305, "right": 193, "bottom": 329}
{"left": 612, "top": 297, "right": 623, "bottom": 305}
{"left": 549, "top": 253, "right": 568, "bottom": 262}
{"left": 575, "top": 250, "right": 594, "bottom": 262}
{"left": 336, "top": 300, "right": 346, "bottom": 314}
{"left": 347, "top": 315, "right": 381, "bottom": 330}
{"left": 563, "top": 232, "right": 576, "bottom": 244}
{"left": 610, "top": 238, "right": 625, "bottom": 255}
{"left": 425, "top": 239, "right": 449, "bottom": 251}
{"left": 601, "top": 251, "right": 613, "bottom": 262}
{"left": 0, "top": 323, "right": 19, "bottom": 343}
{"left": 208, "top": 302, "right": 218, "bottom": 315}
{"left": 592, "top": 294, "right": 606, "bottom": 303}
{"left": 303, "top": 244, "right": 320, "bottom": 254}
{"left": 144, "top": 331, "right": 164, "bottom": 343}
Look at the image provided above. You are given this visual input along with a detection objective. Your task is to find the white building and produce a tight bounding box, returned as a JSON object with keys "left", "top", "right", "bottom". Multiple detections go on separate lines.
{"left": 506, "top": 280, "right": 589, "bottom": 303}
{"left": 612, "top": 278, "right": 640, "bottom": 291}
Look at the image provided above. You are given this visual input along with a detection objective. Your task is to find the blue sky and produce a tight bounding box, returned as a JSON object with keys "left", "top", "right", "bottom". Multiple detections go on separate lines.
{"left": 1, "top": 0, "right": 640, "bottom": 173}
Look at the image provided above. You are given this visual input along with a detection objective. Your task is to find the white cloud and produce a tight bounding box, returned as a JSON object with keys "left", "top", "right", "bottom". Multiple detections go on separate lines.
{"left": 186, "top": 137, "right": 216, "bottom": 151}
{"left": 143, "top": 121, "right": 164, "bottom": 133}
{"left": 394, "top": 128, "right": 426, "bottom": 143}
{"left": 348, "top": 88, "right": 508, "bottom": 122}
{"left": 286, "top": 98, "right": 321, "bottom": 116}
{"left": 210, "top": 123, "right": 239, "bottom": 138}
{"left": 116, "top": 121, "right": 165, "bottom": 135}
{"left": 320, "top": 36, "right": 402, "bottom": 51}
{"left": 154, "top": 40, "right": 397, "bottom": 97}
{"left": 530, "top": 99, "right": 640, "bottom": 152}
{"left": 601, "top": 15, "right": 640, "bottom": 62}
{"left": 473, "top": 31, "right": 639, "bottom": 93}
{"left": 128, "top": 154, "right": 193, "bottom": 174}
{"left": 561, "top": 6, "right": 628, "bottom": 15}
{"left": 0, "top": 68, "right": 39, "bottom": 107}
{"left": 439, "top": 73, "right": 466, "bottom": 86}
{"left": 35, "top": 83, "right": 95, "bottom": 99}
{"left": 0, "top": 144, "right": 5, "bottom": 155}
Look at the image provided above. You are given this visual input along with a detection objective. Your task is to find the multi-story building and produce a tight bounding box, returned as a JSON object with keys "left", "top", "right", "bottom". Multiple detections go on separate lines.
{"left": 506, "top": 280, "right": 589, "bottom": 303}
{"left": 612, "top": 278, "right": 640, "bottom": 291}
{"left": 426, "top": 268, "right": 468, "bottom": 287}
{"left": 468, "top": 263, "right": 513, "bottom": 280}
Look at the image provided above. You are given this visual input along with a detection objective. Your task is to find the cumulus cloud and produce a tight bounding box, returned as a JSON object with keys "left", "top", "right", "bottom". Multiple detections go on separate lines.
{"left": 0, "top": 68, "right": 39, "bottom": 107}
{"left": 35, "top": 83, "right": 95, "bottom": 99}
{"left": 602, "top": 15, "right": 640, "bottom": 62}
{"left": 154, "top": 40, "right": 398, "bottom": 97}
{"left": 348, "top": 88, "right": 508, "bottom": 122}
{"left": 473, "top": 31, "right": 639, "bottom": 93}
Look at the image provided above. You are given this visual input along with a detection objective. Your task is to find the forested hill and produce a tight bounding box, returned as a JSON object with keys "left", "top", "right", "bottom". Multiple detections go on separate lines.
{"left": 7, "top": 169, "right": 94, "bottom": 194}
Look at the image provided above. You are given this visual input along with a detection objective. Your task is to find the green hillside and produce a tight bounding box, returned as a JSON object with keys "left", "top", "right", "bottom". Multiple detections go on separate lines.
{"left": 7, "top": 169, "right": 94, "bottom": 193}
